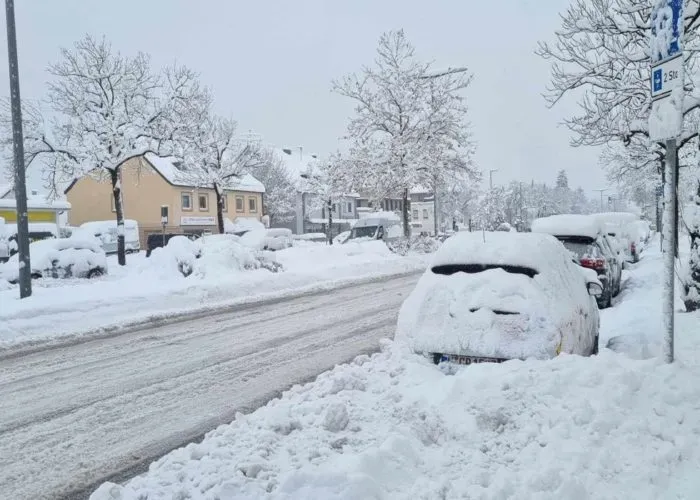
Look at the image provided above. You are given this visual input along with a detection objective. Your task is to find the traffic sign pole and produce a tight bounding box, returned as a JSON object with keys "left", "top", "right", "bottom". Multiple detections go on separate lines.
{"left": 650, "top": 0, "right": 684, "bottom": 363}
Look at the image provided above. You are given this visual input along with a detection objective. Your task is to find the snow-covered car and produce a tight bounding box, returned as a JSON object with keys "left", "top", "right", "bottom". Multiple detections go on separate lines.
{"left": 263, "top": 228, "right": 293, "bottom": 251}
{"left": 347, "top": 214, "right": 403, "bottom": 243}
{"left": 395, "top": 231, "right": 602, "bottom": 364}
{"left": 0, "top": 237, "right": 108, "bottom": 284}
{"left": 80, "top": 219, "right": 141, "bottom": 254}
{"left": 531, "top": 214, "right": 619, "bottom": 308}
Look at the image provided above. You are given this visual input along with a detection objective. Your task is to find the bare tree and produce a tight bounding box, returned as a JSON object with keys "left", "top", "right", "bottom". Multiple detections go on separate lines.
{"left": 300, "top": 154, "right": 349, "bottom": 244}
{"left": 333, "top": 30, "right": 475, "bottom": 237}
{"left": 41, "top": 35, "right": 208, "bottom": 265}
{"left": 537, "top": 0, "right": 700, "bottom": 152}
{"left": 180, "top": 115, "right": 266, "bottom": 234}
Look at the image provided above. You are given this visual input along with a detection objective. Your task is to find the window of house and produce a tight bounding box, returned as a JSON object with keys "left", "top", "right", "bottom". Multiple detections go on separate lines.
{"left": 198, "top": 193, "right": 209, "bottom": 211}
{"left": 235, "top": 196, "right": 244, "bottom": 212}
{"left": 181, "top": 192, "right": 192, "bottom": 211}
{"left": 423, "top": 209, "right": 429, "bottom": 220}
{"left": 333, "top": 203, "right": 339, "bottom": 213}
{"left": 347, "top": 202, "right": 353, "bottom": 213}
{"left": 412, "top": 209, "right": 419, "bottom": 220}
{"left": 248, "top": 196, "right": 257, "bottom": 213}
{"left": 221, "top": 194, "right": 228, "bottom": 212}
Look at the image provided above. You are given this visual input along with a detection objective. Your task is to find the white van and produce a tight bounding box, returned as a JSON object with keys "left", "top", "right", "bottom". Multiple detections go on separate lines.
{"left": 347, "top": 214, "right": 403, "bottom": 243}
{"left": 80, "top": 219, "right": 141, "bottom": 254}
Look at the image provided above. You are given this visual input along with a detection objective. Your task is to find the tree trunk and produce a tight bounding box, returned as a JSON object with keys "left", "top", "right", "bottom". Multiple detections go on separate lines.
{"left": 110, "top": 168, "right": 126, "bottom": 266}
{"left": 215, "top": 184, "right": 225, "bottom": 234}
{"left": 327, "top": 197, "right": 333, "bottom": 245}
{"left": 683, "top": 182, "right": 700, "bottom": 312}
{"left": 402, "top": 188, "right": 410, "bottom": 238}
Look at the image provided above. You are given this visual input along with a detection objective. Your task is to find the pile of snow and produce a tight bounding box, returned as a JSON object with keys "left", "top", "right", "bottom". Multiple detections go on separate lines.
{"left": 386, "top": 235, "right": 441, "bottom": 255}
{"left": 358, "top": 210, "right": 400, "bottom": 221}
{"left": 531, "top": 214, "right": 602, "bottom": 239}
{"left": 92, "top": 331, "right": 700, "bottom": 500}
{"left": 396, "top": 231, "right": 597, "bottom": 360}
{"left": 225, "top": 217, "right": 266, "bottom": 234}
{"left": 334, "top": 231, "right": 350, "bottom": 244}
{"left": 294, "top": 233, "right": 327, "bottom": 242}
{"left": 142, "top": 234, "right": 281, "bottom": 278}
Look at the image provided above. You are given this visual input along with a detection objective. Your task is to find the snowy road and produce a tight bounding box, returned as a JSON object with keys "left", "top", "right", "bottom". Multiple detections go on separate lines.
{"left": 0, "top": 273, "right": 420, "bottom": 500}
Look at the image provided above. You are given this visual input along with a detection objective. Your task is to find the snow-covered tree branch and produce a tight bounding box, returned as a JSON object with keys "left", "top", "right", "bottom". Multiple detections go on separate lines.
{"left": 333, "top": 29, "right": 477, "bottom": 237}
{"left": 41, "top": 35, "right": 209, "bottom": 265}
{"left": 179, "top": 115, "right": 266, "bottom": 234}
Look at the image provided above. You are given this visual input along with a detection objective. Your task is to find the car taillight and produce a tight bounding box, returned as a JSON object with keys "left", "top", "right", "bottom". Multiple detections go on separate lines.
{"left": 580, "top": 257, "right": 606, "bottom": 270}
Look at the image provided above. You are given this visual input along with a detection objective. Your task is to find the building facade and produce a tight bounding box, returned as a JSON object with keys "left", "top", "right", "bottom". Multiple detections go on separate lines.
{"left": 65, "top": 154, "right": 265, "bottom": 244}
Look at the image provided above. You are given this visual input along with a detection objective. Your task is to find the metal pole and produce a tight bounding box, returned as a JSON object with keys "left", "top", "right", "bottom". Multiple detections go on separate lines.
{"left": 662, "top": 138, "right": 677, "bottom": 363}
{"left": 5, "top": 0, "right": 31, "bottom": 298}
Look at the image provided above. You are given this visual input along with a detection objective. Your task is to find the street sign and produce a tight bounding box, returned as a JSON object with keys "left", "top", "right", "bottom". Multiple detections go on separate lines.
{"left": 649, "top": 0, "right": 685, "bottom": 141}
{"left": 650, "top": 0, "right": 683, "bottom": 64}
{"left": 651, "top": 54, "right": 683, "bottom": 100}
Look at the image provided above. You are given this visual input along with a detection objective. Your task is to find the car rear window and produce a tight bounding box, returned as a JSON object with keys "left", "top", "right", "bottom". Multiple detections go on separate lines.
{"left": 562, "top": 241, "right": 602, "bottom": 260}
{"left": 431, "top": 263, "right": 538, "bottom": 278}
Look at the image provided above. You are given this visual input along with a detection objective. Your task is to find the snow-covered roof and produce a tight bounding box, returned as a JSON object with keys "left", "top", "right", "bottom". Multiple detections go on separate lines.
{"left": 0, "top": 198, "right": 71, "bottom": 211}
{"left": 531, "top": 214, "right": 602, "bottom": 240}
{"left": 144, "top": 153, "right": 265, "bottom": 194}
{"left": 275, "top": 147, "right": 320, "bottom": 179}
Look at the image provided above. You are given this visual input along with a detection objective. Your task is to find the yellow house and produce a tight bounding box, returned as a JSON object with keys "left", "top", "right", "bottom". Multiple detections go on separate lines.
{"left": 65, "top": 153, "right": 265, "bottom": 244}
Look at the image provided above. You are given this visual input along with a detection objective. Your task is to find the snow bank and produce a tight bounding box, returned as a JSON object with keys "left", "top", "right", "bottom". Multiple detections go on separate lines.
{"left": 531, "top": 214, "right": 601, "bottom": 239}
{"left": 92, "top": 317, "right": 700, "bottom": 500}
{"left": 396, "top": 232, "right": 597, "bottom": 359}
{"left": 0, "top": 240, "right": 429, "bottom": 349}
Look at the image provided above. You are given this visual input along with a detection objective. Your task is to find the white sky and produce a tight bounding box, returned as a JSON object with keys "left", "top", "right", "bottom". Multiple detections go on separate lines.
{"left": 0, "top": 0, "right": 607, "bottom": 195}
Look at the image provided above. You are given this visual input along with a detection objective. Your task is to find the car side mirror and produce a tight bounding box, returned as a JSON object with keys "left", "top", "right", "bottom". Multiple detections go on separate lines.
{"left": 587, "top": 282, "right": 603, "bottom": 297}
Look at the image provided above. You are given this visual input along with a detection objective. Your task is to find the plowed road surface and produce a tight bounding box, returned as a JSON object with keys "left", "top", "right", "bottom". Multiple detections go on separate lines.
{"left": 0, "top": 273, "right": 419, "bottom": 499}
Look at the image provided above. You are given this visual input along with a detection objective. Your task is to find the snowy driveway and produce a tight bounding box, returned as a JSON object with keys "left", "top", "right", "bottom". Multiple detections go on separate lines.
{"left": 0, "top": 273, "right": 420, "bottom": 500}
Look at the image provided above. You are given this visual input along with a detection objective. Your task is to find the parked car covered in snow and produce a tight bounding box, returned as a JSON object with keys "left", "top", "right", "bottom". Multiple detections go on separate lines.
{"left": 80, "top": 219, "right": 141, "bottom": 254}
{"left": 395, "top": 231, "right": 602, "bottom": 364}
{"left": 0, "top": 236, "right": 108, "bottom": 284}
{"left": 531, "top": 214, "right": 620, "bottom": 308}
{"left": 263, "top": 228, "right": 294, "bottom": 251}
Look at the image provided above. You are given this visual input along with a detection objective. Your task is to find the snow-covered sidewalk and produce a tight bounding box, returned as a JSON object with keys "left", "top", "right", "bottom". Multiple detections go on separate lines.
{"left": 91, "top": 239, "right": 700, "bottom": 500}
{"left": 0, "top": 241, "right": 429, "bottom": 351}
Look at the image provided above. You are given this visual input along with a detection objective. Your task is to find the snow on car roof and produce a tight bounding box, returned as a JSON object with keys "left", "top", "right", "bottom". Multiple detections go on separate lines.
{"left": 531, "top": 214, "right": 602, "bottom": 240}
{"left": 431, "top": 231, "right": 568, "bottom": 273}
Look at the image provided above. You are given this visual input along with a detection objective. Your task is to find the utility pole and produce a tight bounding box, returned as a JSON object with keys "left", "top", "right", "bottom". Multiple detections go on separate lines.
{"left": 593, "top": 188, "right": 608, "bottom": 212}
{"left": 4, "top": 0, "right": 31, "bottom": 298}
{"left": 489, "top": 169, "right": 498, "bottom": 190}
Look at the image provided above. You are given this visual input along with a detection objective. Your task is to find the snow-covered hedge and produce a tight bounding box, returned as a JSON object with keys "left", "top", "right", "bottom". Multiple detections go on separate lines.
{"left": 682, "top": 186, "right": 700, "bottom": 312}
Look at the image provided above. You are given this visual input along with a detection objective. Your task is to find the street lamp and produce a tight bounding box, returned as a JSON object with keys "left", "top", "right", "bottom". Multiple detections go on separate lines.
{"left": 593, "top": 188, "right": 609, "bottom": 212}
{"left": 489, "top": 169, "right": 498, "bottom": 190}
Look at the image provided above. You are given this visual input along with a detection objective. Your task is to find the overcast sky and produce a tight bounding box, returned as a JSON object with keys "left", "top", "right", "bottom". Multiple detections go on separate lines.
{"left": 0, "top": 0, "right": 606, "bottom": 195}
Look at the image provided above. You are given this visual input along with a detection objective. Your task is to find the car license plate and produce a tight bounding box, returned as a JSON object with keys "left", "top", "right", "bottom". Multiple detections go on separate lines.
{"left": 438, "top": 354, "right": 507, "bottom": 365}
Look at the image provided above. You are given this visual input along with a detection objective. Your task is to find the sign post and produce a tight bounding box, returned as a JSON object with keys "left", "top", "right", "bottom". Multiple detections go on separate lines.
{"left": 160, "top": 205, "right": 168, "bottom": 248}
{"left": 649, "top": 0, "right": 684, "bottom": 363}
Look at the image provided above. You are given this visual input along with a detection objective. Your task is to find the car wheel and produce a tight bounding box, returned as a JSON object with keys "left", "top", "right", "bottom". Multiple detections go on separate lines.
{"left": 87, "top": 268, "right": 104, "bottom": 279}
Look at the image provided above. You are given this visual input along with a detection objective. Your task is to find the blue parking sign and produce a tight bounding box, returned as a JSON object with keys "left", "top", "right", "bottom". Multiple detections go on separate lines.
{"left": 653, "top": 68, "right": 663, "bottom": 92}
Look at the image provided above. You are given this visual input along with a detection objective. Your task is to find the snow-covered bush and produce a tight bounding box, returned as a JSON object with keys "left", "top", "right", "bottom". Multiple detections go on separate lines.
{"left": 193, "top": 234, "right": 282, "bottom": 276}
{"left": 144, "top": 234, "right": 282, "bottom": 279}
{"left": 387, "top": 235, "right": 442, "bottom": 255}
{"left": 683, "top": 183, "right": 700, "bottom": 312}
